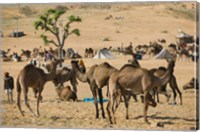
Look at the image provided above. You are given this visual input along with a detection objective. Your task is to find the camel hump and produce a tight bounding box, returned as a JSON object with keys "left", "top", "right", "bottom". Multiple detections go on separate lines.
{"left": 101, "top": 62, "right": 112, "bottom": 67}
{"left": 23, "top": 64, "right": 35, "bottom": 69}
{"left": 119, "top": 64, "right": 138, "bottom": 72}
{"left": 149, "top": 68, "right": 157, "bottom": 74}
{"left": 158, "top": 66, "right": 166, "bottom": 71}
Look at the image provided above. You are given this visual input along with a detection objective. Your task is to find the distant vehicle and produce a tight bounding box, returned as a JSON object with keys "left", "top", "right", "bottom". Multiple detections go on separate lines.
{"left": 9, "top": 31, "right": 25, "bottom": 37}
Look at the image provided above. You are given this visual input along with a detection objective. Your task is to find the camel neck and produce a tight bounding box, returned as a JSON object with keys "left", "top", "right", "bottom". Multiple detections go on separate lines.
{"left": 72, "top": 63, "right": 88, "bottom": 82}
{"left": 44, "top": 63, "right": 57, "bottom": 82}
{"left": 159, "top": 61, "right": 174, "bottom": 86}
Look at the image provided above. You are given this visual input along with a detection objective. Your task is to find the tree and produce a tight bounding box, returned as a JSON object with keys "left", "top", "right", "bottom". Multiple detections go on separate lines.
{"left": 34, "top": 9, "right": 81, "bottom": 61}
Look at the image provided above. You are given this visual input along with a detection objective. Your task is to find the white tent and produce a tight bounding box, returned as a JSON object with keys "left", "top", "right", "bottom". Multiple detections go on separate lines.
{"left": 93, "top": 49, "right": 114, "bottom": 59}
{"left": 154, "top": 48, "right": 174, "bottom": 60}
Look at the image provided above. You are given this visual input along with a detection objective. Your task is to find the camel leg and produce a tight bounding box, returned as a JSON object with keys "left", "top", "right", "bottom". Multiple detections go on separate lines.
{"left": 90, "top": 85, "right": 99, "bottom": 118}
{"left": 35, "top": 92, "right": 41, "bottom": 117}
{"left": 17, "top": 91, "right": 24, "bottom": 116}
{"left": 24, "top": 87, "right": 34, "bottom": 115}
{"left": 70, "top": 78, "right": 77, "bottom": 94}
{"left": 106, "top": 98, "right": 113, "bottom": 124}
{"left": 131, "top": 94, "right": 138, "bottom": 102}
{"left": 112, "top": 91, "right": 121, "bottom": 124}
{"left": 147, "top": 94, "right": 157, "bottom": 107}
{"left": 169, "top": 75, "right": 182, "bottom": 105}
{"left": 123, "top": 94, "right": 129, "bottom": 119}
{"left": 98, "top": 88, "right": 105, "bottom": 118}
{"left": 106, "top": 85, "right": 109, "bottom": 97}
{"left": 143, "top": 92, "right": 150, "bottom": 124}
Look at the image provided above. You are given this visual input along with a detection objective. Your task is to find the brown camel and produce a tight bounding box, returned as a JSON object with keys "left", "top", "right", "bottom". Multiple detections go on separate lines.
{"left": 20, "top": 49, "right": 31, "bottom": 60}
{"left": 84, "top": 48, "right": 94, "bottom": 58}
{"left": 183, "top": 77, "right": 199, "bottom": 90}
{"left": 16, "top": 58, "right": 61, "bottom": 116}
{"left": 71, "top": 60, "right": 117, "bottom": 119}
{"left": 151, "top": 66, "right": 182, "bottom": 105}
{"left": 52, "top": 67, "right": 78, "bottom": 93}
{"left": 107, "top": 59, "right": 176, "bottom": 124}
{"left": 55, "top": 85, "right": 77, "bottom": 101}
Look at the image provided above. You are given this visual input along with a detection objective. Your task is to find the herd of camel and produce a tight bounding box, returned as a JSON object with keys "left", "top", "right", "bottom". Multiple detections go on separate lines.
{"left": 1, "top": 39, "right": 198, "bottom": 125}
{"left": 14, "top": 49, "right": 198, "bottom": 125}
{"left": 0, "top": 39, "right": 199, "bottom": 62}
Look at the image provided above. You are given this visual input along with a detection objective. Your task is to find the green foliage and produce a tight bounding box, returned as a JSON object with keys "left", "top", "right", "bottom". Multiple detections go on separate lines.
{"left": 34, "top": 8, "right": 82, "bottom": 50}
{"left": 68, "top": 15, "right": 82, "bottom": 22}
{"left": 71, "top": 29, "right": 80, "bottom": 36}
{"left": 40, "top": 34, "right": 49, "bottom": 45}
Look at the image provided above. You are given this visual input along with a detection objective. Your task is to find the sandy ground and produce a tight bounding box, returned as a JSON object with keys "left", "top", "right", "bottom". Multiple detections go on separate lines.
{"left": 0, "top": 2, "right": 199, "bottom": 130}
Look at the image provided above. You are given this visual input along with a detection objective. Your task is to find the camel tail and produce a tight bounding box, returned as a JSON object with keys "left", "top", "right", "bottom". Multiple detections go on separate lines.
{"left": 16, "top": 76, "right": 24, "bottom": 116}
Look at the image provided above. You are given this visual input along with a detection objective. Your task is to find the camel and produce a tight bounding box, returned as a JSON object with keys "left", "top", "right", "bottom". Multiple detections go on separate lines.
{"left": 183, "top": 77, "right": 199, "bottom": 90}
{"left": 16, "top": 58, "right": 61, "bottom": 116}
{"left": 84, "top": 48, "right": 94, "bottom": 58}
{"left": 177, "top": 48, "right": 191, "bottom": 61}
{"left": 52, "top": 67, "right": 78, "bottom": 93}
{"left": 107, "top": 59, "right": 176, "bottom": 124}
{"left": 55, "top": 85, "right": 77, "bottom": 101}
{"left": 158, "top": 39, "right": 166, "bottom": 44}
{"left": 20, "top": 49, "right": 31, "bottom": 60}
{"left": 71, "top": 60, "right": 117, "bottom": 119}
{"left": 151, "top": 66, "right": 182, "bottom": 105}
{"left": 0, "top": 49, "right": 11, "bottom": 58}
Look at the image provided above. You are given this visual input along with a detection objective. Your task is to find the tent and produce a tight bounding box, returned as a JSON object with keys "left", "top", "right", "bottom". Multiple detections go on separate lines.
{"left": 93, "top": 48, "right": 114, "bottom": 59}
{"left": 154, "top": 48, "right": 174, "bottom": 60}
{"left": 176, "top": 31, "right": 194, "bottom": 44}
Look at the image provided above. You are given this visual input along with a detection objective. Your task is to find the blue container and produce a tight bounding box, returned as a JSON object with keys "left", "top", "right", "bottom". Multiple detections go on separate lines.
{"left": 83, "top": 98, "right": 108, "bottom": 103}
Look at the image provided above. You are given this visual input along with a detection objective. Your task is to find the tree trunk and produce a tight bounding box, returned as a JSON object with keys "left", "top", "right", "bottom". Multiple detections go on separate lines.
{"left": 58, "top": 46, "right": 63, "bottom": 67}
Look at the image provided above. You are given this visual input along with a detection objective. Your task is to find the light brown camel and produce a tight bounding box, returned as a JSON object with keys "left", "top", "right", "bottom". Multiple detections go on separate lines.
{"left": 55, "top": 85, "right": 77, "bottom": 101}
{"left": 52, "top": 67, "right": 78, "bottom": 93}
{"left": 107, "top": 59, "right": 175, "bottom": 124}
{"left": 151, "top": 66, "right": 182, "bottom": 105}
{"left": 16, "top": 58, "right": 61, "bottom": 116}
{"left": 71, "top": 60, "right": 117, "bottom": 118}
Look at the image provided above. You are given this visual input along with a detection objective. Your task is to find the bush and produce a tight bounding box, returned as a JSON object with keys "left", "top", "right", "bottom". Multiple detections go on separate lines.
{"left": 103, "top": 37, "right": 111, "bottom": 41}
{"left": 161, "top": 30, "right": 168, "bottom": 33}
{"left": 55, "top": 5, "right": 68, "bottom": 11}
{"left": 166, "top": 6, "right": 196, "bottom": 21}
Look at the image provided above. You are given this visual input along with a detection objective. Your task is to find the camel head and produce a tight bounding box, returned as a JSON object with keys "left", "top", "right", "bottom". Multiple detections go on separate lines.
{"left": 71, "top": 60, "right": 79, "bottom": 65}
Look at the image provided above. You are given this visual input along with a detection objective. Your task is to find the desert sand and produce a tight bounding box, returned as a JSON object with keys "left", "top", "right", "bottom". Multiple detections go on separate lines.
{"left": 0, "top": 2, "right": 198, "bottom": 130}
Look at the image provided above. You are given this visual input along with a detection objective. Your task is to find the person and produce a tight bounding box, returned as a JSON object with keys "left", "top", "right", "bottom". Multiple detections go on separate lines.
{"left": 4, "top": 72, "right": 14, "bottom": 103}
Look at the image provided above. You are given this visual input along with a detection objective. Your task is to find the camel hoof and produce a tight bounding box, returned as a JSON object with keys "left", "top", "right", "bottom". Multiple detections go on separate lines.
{"left": 168, "top": 101, "right": 177, "bottom": 105}
{"left": 145, "top": 120, "right": 151, "bottom": 125}
{"left": 34, "top": 113, "right": 40, "bottom": 117}
{"left": 126, "top": 116, "right": 129, "bottom": 120}
{"left": 21, "top": 110, "right": 25, "bottom": 116}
